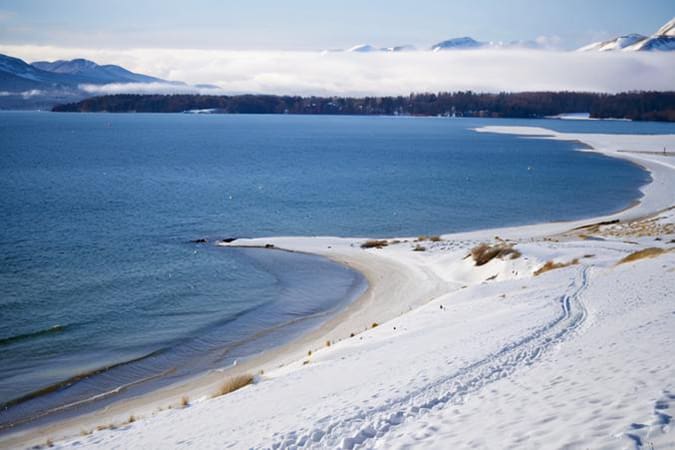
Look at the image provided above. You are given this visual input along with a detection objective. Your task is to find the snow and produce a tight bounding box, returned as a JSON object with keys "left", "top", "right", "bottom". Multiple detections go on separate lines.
{"left": 656, "top": 17, "right": 675, "bottom": 37}
{"left": 578, "top": 34, "right": 647, "bottom": 52}
{"left": 628, "top": 35, "right": 675, "bottom": 52}
{"left": 4, "top": 127, "right": 675, "bottom": 449}
{"left": 545, "top": 112, "right": 592, "bottom": 120}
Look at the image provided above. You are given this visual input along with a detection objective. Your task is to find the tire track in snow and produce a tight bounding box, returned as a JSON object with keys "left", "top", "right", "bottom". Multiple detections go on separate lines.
{"left": 267, "top": 266, "right": 591, "bottom": 450}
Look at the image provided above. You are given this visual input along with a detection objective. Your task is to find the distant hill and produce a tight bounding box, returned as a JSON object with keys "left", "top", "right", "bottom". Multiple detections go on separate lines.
{"left": 431, "top": 37, "right": 486, "bottom": 51}
{"left": 52, "top": 91, "right": 675, "bottom": 122}
{"left": 31, "top": 58, "right": 165, "bottom": 84}
{"left": 0, "top": 54, "right": 179, "bottom": 109}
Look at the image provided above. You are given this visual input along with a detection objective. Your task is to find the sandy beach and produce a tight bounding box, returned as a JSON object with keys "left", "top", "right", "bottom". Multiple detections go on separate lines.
{"left": 3, "top": 125, "right": 674, "bottom": 449}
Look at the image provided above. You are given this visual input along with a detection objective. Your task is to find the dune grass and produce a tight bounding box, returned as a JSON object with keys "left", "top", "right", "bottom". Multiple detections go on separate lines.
{"left": 534, "top": 258, "right": 579, "bottom": 276}
{"left": 361, "top": 239, "right": 388, "bottom": 249}
{"left": 617, "top": 247, "right": 669, "bottom": 265}
{"left": 213, "top": 374, "right": 254, "bottom": 398}
{"left": 470, "top": 243, "right": 521, "bottom": 266}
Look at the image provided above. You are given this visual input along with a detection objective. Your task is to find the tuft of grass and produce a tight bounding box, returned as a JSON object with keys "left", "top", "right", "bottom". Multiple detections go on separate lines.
{"left": 213, "top": 374, "right": 254, "bottom": 398}
{"left": 127, "top": 415, "right": 136, "bottom": 424}
{"left": 80, "top": 429, "right": 92, "bottom": 436}
{"left": 413, "top": 244, "right": 426, "bottom": 252}
{"left": 371, "top": 322, "right": 379, "bottom": 328}
{"left": 180, "top": 395, "right": 190, "bottom": 408}
{"left": 470, "top": 243, "right": 521, "bottom": 266}
{"left": 325, "top": 340, "right": 332, "bottom": 347}
{"left": 617, "top": 247, "right": 669, "bottom": 265}
{"left": 307, "top": 350, "right": 312, "bottom": 356}
{"left": 361, "top": 239, "right": 388, "bottom": 249}
{"left": 534, "top": 258, "right": 579, "bottom": 276}
{"left": 429, "top": 235, "right": 442, "bottom": 242}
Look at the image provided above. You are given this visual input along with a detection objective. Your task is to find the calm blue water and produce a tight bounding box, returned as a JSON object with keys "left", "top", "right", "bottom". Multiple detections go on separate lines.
{"left": 0, "top": 112, "right": 665, "bottom": 430}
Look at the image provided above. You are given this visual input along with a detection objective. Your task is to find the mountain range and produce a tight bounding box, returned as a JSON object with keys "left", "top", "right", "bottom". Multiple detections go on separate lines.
{"left": 0, "top": 54, "right": 180, "bottom": 109}
{"left": 341, "top": 17, "right": 675, "bottom": 53}
{"left": 578, "top": 17, "right": 675, "bottom": 52}
{"left": 1, "top": 17, "right": 673, "bottom": 109}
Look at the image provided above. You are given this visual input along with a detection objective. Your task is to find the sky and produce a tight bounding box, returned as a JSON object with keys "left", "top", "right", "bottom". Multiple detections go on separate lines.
{"left": 0, "top": 1, "right": 673, "bottom": 95}
{"left": 0, "top": 0, "right": 673, "bottom": 50}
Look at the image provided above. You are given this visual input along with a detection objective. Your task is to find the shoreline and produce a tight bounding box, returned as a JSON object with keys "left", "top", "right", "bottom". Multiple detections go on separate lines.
{"left": 2, "top": 125, "right": 674, "bottom": 449}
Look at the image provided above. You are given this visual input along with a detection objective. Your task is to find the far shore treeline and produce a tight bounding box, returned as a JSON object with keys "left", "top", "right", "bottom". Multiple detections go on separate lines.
{"left": 53, "top": 91, "right": 675, "bottom": 122}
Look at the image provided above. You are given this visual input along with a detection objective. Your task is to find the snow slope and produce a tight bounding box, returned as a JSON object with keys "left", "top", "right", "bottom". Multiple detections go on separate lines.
{"left": 578, "top": 33, "right": 648, "bottom": 52}
{"left": 4, "top": 127, "right": 675, "bottom": 450}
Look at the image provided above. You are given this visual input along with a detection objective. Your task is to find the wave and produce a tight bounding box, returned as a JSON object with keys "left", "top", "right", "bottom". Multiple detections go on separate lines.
{"left": 0, "top": 347, "right": 169, "bottom": 419}
{"left": 0, "top": 324, "right": 70, "bottom": 348}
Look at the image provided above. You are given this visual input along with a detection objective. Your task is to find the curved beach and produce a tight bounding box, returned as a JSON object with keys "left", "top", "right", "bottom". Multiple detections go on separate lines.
{"left": 3, "top": 126, "right": 675, "bottom": 449}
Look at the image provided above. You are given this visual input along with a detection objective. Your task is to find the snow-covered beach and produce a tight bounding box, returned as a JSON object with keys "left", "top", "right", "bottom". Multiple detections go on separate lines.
{"left": 4, "top": 126, "right": 675, "bottom": 449}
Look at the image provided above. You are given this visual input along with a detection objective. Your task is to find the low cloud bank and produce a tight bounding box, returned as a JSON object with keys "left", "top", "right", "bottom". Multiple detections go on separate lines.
{"left": 3, "top": 45, "right": 674, "bottom": 96}
{"left": 79, "top": 83, "right": 224, "bottom": 96}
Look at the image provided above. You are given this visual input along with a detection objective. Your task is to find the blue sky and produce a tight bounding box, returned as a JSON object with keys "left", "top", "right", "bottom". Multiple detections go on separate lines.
{"left": 0, "top": 0, "right": 673, "bottom": 50}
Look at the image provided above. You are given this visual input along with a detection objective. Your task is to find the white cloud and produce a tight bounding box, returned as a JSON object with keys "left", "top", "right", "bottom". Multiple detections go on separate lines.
{"left": 1, "top": 45, "right": 674, "bottom": 96}
{"left": 79, "top": 83, "right": 225, "bottom": 96}
{"left": 0, "top": 89, "right": 45, "bottom": 97}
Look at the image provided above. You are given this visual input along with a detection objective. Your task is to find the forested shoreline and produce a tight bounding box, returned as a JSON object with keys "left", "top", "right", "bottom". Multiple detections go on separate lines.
{"left": 53, "top": 91, "right": 675, "bottom": 122}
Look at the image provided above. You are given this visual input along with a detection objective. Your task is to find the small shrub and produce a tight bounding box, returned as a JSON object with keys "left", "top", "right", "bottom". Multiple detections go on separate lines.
{"left": 413, "top": 244, "right": 426, "bottom": 252}
{"left": 307, "top": 350, "right": 312, "bottom": 356}
{"left": 349, "top": 332, "right": 355, "bottom": 338}
{"left": 127, "top": 415, "right": 136, "bottom": 424}
{"left": 325, "top": 340, "right": 331, "bottom": 347}
{"left": 180, "top": 396, "right": 190, "bottom": 407}
{"left": 361, "top": 240, "right": 388, "bottom": 249}
{"left": 429, "top": 236, "right": 442, "bottom": 242}
{"left": 617, "top": 247, "right": 668, "bottom": 265}
{"left": 470, "top": 243, "right": 521, "bottom": 266}
{"left": 46, "top": 438, "right": 54, "bottom": 448}
{"left": 371, "top": 322, "right": 379, "bottom": 328}
{"left": 534, "top": 258, "right": 579, "bottom": 276}
{"left": 213, "top": 374, "right": 254, "bottom": 398}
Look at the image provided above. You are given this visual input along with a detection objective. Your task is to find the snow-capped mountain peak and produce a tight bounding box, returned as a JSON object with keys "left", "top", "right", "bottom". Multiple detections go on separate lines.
{"left": 346, "top": 44, "right": 379, "bottom": 53}
{"left": 578, "top": 17, "right": 675, "bottom": 52}
{"left": 578, "top": 33, "right": 647, "bottom": 52}
{"left": 655, "top": 17, "right": 675, "bottom": 36}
